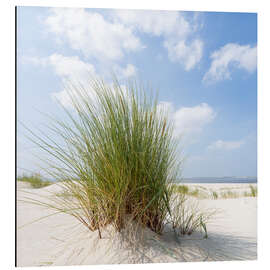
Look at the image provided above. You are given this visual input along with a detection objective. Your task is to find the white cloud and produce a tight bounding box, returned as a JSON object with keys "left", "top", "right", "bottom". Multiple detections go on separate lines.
{"left": 51, "top": 87, "right": 84, "bottom": 109}
{"left": 157, "top": 101, "right": 174, "bottom": 114}
{"left": 24, "top": 54, "right": 96, "bottom": 80}
{"left": 208, "top": 139, "right": 245, "bottom": 150}
{"left": 111, "top": 9, "right": 204, "bottom": 70}
{"left": 173, "top": 103, "right": 215, "bottom": 136}
{"left": 164, "top": 39, "right": 203, "bottom": 71}
{"left": 24, "top": 54, "right": 139, "bottom": 108}
{"left": 24, "top": 54, "right": 98, "bottom": 108}
{"left": 157, "top": 102, "right": 215, "bottom": 138}
{"left": 44, "top": 8, "right": 203, "bottom": 71}
{"left": 112, "top": 10, "right": 191, "bottom": 38}
{"left": 114, "top": 63, "right": 137, "bottom": 78}
{"left": 203, "top": 43, "right": 257, "bottom": 83}
{"left": 45, "top": 8, "right": 144, "bottom": 61}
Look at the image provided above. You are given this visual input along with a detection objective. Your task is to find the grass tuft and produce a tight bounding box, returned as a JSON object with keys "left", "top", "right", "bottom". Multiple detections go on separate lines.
{"left": 17, "top": 174, "right": 52, "bottom": 188}
{"left": 249, "top": 185, "right": 257, "bottom": 197}
{"left": 220, "top": 190, "right": 239, "bottom": 199}
{"left": 244, "top": 185, "right": 257, "bottom": 197}
{"left": 172, "top": 184, "right": 208, "bottom": 199}
{"left": 212, "top": 191, "right": 218, "bottom": 200}
{"left": 173, "top": 185, "right": 189, "bottom": 194}
{"left": 23, "top": 77, "right": 182, "bottom": 236}
{"left": 170, "top": 192, "right": 215, "bottom": 237}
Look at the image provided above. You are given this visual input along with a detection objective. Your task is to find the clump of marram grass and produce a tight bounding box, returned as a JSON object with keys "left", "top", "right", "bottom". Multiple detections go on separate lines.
{"left": 24, "top": 78, "right": 182, "bottom": 237}
{"left": 23, "top": 77, "right": 215, "bottom": 242}
{"left": 17, "top": 173, "right": 52, "bottom": 188}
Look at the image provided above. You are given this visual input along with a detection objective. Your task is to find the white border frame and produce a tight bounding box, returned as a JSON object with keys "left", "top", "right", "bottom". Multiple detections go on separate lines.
{"left": 2, "top": 0, "right": 270, "bottom": 269}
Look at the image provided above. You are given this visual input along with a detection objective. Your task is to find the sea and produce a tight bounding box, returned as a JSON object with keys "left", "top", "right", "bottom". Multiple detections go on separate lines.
{"left": 179, "top": 177, "right": 257, "bottom": 184}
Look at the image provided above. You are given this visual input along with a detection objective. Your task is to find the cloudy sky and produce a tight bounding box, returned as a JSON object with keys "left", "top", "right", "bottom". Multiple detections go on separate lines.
{"left": 17, "top": 7, "right": 257, "bottom": 178}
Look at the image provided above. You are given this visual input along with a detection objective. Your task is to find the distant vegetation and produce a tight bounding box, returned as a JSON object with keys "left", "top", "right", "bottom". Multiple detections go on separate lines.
{"left": 220, "top": 190, "right": 239, "bottom": 199}
{"left": 17, "top": 174, "right": 52, "bottom": 188}
{"left": 244, "top": 185, "right": 257, "bottom": 197}
{"left": 173, "top": 184, "right": 257, "bottom": 199}
{"left": 212, "top": 191, "right": 218, "bottom": 200}
{"left": 172, "top": 184, "right": 208, "bottom": 199}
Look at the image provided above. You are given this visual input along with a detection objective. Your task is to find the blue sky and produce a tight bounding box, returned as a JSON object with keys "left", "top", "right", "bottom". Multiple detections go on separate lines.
{"left": 17, "top": 7, "right": 257, "bottom": 178}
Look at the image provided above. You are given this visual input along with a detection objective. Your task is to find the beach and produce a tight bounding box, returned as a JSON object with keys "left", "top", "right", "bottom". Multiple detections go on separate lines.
{"left": 17, "top": 181, "right": 257, "bottom": 266}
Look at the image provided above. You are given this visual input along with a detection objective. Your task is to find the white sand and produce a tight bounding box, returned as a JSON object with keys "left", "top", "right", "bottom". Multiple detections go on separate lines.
{"left": 17, "top": 182, "right": 257, "bottom": 266}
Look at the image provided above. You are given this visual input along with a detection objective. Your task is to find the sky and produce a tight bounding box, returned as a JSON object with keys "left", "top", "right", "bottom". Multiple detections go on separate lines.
{"left": 17, "top": 7, "right": 257, "bottom": 178}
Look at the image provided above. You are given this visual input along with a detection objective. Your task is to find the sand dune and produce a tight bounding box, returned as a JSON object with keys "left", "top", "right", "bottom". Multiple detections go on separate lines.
{"left": 16, "top": 182, "right": 257, "bottom": 266}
